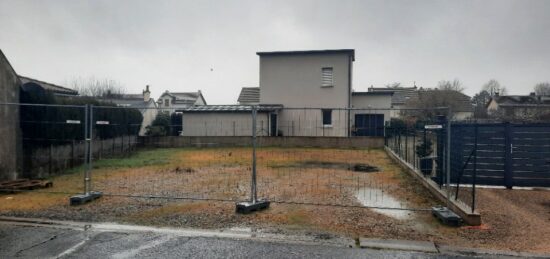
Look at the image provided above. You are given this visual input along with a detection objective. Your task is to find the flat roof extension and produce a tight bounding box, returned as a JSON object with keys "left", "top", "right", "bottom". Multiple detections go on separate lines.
{"left": 257, "top": 49, "right": 355, "bottom": 61}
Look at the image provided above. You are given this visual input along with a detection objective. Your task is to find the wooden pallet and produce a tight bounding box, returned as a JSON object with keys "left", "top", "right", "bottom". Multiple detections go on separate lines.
{"left": 0, "top": 179, "right": 53, "bottom": 193}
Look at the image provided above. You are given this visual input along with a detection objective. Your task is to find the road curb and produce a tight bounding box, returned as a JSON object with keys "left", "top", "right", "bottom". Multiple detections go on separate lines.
{"left": 359, "top": 238, "right": 438, "bottom": 253}
{"left": 438, "top": 244, "right": 550, "bottom": 258}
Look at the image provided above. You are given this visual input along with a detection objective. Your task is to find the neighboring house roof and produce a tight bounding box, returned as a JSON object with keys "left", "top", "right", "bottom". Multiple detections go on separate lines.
{"left": 352, "top": 91, "right": 393, "bottom": 96}
{"left": 368, "top": 87, "right": 418, "bottom": 105}
{"left": 19, "top": 76, "right": 78, "bottom": 96}
{"left": 415, "top": 89, "right": 474, "bottom": 112}
{"left": 102, "top": 96, "right": 156, "bottom": 109}
{"left": 257, "top": 49, "right": 355, "bottom": 61}
{"left": 489, "top": 95, "right": 550, "bottom": 108}
{"left": 177, "top": 104, "right": 283, "bottom": 113}
{"left": 159, "top": 91, "right": 207, "bottom": 105}
{"left": 237, "top": 87, "right": 260, "bottom": 103}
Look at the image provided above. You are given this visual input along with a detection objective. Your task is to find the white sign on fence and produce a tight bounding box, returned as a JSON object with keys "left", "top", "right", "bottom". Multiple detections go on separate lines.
{"left": 96, "top": 121, "right": 110, "bottom": 125}
{"left": 425, "top": 125, "right": 443, "bottom": 129}
{"left": 66, "top": 120, "right": 81, "bottom": 124}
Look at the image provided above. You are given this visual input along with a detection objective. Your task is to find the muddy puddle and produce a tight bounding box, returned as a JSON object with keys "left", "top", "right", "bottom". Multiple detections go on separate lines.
{"left": 355, "top": 187, "right": 413, "bottom": 220}
{"left": 270, "top": 161, "right": 379, "bottom": 172}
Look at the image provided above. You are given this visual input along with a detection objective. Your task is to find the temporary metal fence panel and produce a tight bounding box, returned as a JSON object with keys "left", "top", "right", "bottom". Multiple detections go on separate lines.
{"left": 0, "top": 102, "right": 87, "bottom": 195}
{"left": 253, "top": 107, "right": 427, "bottom": 212}
{"left": 3, "top": 103, "right": 438, "bottom": 212}
{"left": 90, "top": 106, "right": 251, "bottom": 202}
{"left": 383, "top": 111, "right": 476, "bottom": 210}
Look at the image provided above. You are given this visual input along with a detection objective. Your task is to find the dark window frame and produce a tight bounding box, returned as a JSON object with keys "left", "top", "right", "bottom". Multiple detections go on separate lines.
{"left": 322, "top": 109, "right": 332, "bottom": 126}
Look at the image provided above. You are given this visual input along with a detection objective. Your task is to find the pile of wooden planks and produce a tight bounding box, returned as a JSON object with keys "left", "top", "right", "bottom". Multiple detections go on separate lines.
{"left": 0, "top": 179, "right": 53, "bottom": 193}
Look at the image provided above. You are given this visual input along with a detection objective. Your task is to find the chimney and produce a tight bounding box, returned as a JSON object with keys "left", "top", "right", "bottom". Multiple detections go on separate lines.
{"left": 143, "top": 85, "right": 151, "bottom": 102}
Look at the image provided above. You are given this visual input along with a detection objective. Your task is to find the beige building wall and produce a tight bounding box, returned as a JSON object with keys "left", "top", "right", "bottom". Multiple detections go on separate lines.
{"left": 259, "top": 52, "right": 353, "bottom": 137}
{"left": 350, "top": 94, "right": 392, "bottom": 127}
{"left": 276, "top": 109, "right": 349, "bottom": 137}
{"left": 259, "top": 53, "right": 351, "bottom": 107}
{"left": 181, "top": 112, "right": 269, "bottom": 136}
{"left": 138, "top": 106, "right": 158, "bottom": 136}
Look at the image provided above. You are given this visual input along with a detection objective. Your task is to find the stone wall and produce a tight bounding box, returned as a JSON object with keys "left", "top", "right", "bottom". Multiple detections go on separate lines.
{"left": 0, "top": 50, "right": 22, "bottom": 180}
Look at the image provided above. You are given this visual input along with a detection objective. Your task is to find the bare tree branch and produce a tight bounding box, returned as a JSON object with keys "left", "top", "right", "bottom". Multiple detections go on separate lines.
{"left": 482, "top": 79, "right": 507, "bottom": 96}
{"left": 67, "top": 76, "right": 126, "bottom": 97}
{"left": 437, "top": 79, "right": 464, "bottom": 92}
{"left": 534, "top": 82, "right": 550, "bottom": 96}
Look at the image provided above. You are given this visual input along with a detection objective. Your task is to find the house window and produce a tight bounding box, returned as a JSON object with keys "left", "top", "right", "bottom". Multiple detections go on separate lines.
{"left": 321, "top": 67, "right": 333, "bottom": 87}
{"left": 164, "top": 99, "right": 169, "bottom": 107}
{"left": 322, "top": 109, "right": 332, "bottom": 126}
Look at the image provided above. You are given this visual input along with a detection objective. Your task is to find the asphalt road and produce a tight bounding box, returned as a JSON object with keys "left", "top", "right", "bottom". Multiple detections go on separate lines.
{"left": 0, "top": 222, "right": 521, "bottom": 259}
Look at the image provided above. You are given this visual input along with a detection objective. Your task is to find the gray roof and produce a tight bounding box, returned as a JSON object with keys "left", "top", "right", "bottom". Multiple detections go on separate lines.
{"left": 416, "top": 90, "right": 474, "bottom": 112}
{"left": 491, "top": 95, "right": 550, "bottom": 107}
{"left": 100, "top": 94, "right": 156, "bottom": 111}
{"left": 257, "top": 49, "right": 355, "bottom": 61}
{"left": 177, "top": 104, "right": 283, "bottom": 113}
{"left": 19, "top": 76, "right": 79, "bottom": 96}
{"left": 237, "top": 87, "right": 260, "bottom": 103}
{"left": 368, "top": 87, "right": 419, "bottom": 105}
{"left": 352, "top": 91, "right": 393, "bottom": 96}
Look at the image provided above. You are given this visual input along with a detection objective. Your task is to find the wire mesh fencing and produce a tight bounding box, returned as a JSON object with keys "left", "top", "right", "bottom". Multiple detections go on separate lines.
{"left": 384, "top": 112, "right": 479, "bottom": 213}
{"left": 2, "top": 102, "right": 442, "bottom": 213}
{"left": 0, "top": 102, "right": 86, "bottom": 195}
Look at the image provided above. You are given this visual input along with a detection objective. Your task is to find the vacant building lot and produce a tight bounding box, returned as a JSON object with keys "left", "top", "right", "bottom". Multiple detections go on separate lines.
{"left": 0, "top": 147, "right": 548, "bottom": 253}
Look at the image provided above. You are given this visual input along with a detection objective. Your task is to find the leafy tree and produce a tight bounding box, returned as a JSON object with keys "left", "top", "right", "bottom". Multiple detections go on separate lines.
{"left": 145, "top": 112, "right": 171, "bottom": 136}
{"left": 472, "top": 90, "right": 491, "bottom": 118}
{"left": 19, "top": 88, "right": 142, "bottom": 146}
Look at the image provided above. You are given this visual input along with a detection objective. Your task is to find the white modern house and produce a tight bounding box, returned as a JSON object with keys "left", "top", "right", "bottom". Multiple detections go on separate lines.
{"left": 178, "top": 49, "right": 392, "bottom": 137}
{"left": 157, "top": 90, "right": 206, "bottom": 113}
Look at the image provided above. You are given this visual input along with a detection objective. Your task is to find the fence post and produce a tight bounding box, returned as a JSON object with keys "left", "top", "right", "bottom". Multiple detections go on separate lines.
{"left": 504, "top": 122, "right": 513, "bottom": 189}
{"left": 85, "top": 104, "right": 93, "bottom": 194}
{"left": 70, "top": 104, "right": 102, "bottom": 205}
{"left": 236, "top": 105, "right": 270, "bottom": 213}
{"left": 413, "top": 131, "right": 416, "bottom": 169}
{"left": 405, "top": 130, "right": 408, "bottom": 163}
{"left": 49, "top": 143, "right": 53, "bottom": 175}
{"left": 251, "top": 106, "right": 257, "bottom": 203}
{"left": 99, "top": 137, "right": 103, "bottom": 160}
{"left": 472, "top": 123, "right": 478, "bottom": 213}
{"left": 80, "top": 104, "right": 89, "bottom": 195}
{"left": 446, "top": 110, "right": 451, "bottom": 209}
{"left": 71, "top": 140, "right": 75, "bottom": 168}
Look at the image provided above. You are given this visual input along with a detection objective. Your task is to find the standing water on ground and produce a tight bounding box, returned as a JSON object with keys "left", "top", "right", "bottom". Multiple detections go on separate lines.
{"left": 355, "top": 187, "right": 412, "bottom": 220}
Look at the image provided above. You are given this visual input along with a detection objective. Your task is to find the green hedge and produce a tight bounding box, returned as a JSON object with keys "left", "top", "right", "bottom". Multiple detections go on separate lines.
{"left": 20, "top": 90, "right": 143, "bottom": 145}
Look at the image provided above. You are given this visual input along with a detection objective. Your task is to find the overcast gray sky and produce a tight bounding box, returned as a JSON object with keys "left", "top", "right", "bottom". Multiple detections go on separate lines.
{"left": 1, "top": 0, "right": 549, "bottom": 104}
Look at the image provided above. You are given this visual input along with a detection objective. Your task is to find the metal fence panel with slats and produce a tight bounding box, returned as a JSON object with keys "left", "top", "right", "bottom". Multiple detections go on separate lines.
{"left": 451, "top": 122, "right": 550, "bottom": 188}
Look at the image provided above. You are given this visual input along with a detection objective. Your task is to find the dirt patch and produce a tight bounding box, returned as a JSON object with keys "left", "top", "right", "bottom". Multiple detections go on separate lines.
{"left": 269, "top": 160, "right": 379, "bottom": 173}
{"left": 0, "top": 147, "right": 548, "bottom": 253}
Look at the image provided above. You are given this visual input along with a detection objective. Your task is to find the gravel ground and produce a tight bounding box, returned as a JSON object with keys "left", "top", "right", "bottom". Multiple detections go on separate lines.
{"left": 1, "top": 148, "right": 549, "bottom": 253}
